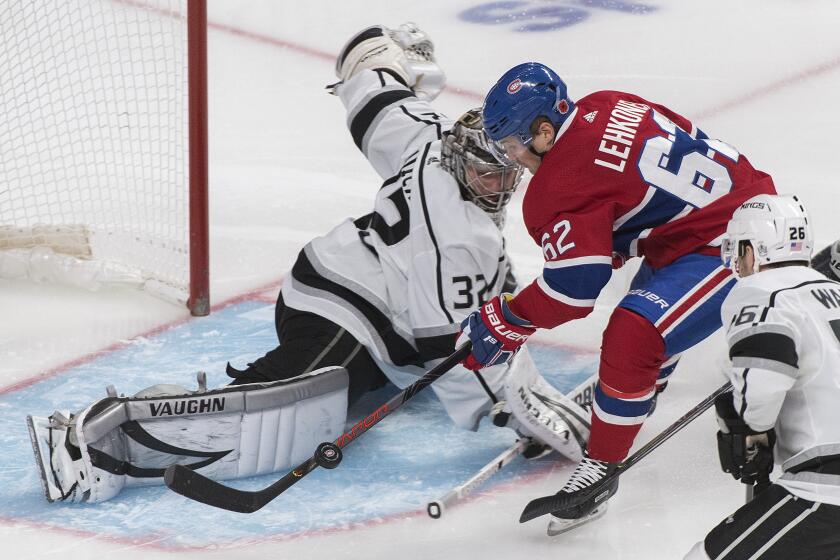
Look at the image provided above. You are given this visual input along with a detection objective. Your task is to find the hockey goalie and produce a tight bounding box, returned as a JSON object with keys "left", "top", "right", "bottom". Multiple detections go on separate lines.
{"left": 26, "top": 23, "right": 590, "bottom": 507}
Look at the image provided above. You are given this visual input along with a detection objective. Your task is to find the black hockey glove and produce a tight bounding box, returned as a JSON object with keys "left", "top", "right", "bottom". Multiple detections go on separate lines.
{"left": 714, "top": 392, "right": 775, "bottom": 485}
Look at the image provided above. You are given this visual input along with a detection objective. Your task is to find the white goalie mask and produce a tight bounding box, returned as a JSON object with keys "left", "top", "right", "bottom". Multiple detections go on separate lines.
{"left": 721, "top": 194, "right": 813, "bottom": 275}
{"left": 441, "top": 109, "right": 524, "bottom": 223}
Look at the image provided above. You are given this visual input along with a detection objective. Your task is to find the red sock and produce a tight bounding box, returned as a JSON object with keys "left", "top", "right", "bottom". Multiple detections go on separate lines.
{"left": 586, "top": 308, "right": 665, "bottom": 462}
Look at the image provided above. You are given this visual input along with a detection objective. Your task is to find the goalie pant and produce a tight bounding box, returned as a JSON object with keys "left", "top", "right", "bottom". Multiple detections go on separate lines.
{"left": 27, "top": 367, "right": 349, "bottom": 503}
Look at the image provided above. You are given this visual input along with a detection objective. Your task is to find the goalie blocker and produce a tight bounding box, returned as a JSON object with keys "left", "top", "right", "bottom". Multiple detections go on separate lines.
{"left": 27, "top": 367, "right": 349, "bottom": 503}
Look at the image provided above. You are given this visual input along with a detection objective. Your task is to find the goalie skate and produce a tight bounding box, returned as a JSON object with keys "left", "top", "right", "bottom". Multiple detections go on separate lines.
{"left": 26, "top": 411, "right": 83, "bottom": 502}
{"left": 546, "top": 502, "right": 608, "bottom": 536}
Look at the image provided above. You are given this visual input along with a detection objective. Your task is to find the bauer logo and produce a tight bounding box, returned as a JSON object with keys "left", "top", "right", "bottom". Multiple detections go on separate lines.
{"left": 149, "top": 397, "right": 225, "bottom": 417}
{"left": 507, "top": 78, "right": 522, "bottom": 94}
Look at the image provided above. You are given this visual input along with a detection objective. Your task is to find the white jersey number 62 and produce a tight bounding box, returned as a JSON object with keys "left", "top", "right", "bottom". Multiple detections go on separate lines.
{"left": 638, "top": 110, "right": 740, "bottom": 208}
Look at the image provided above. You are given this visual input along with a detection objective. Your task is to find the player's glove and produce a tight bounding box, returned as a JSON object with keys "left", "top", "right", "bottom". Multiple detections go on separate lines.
{"left": 457, "top": 294, "right": 535, "bottom": 371}
{"left": 714, "top": 391, "right": 775, "bottom": 485}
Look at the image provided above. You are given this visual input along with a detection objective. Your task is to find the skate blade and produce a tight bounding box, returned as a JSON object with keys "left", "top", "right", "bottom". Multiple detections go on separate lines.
{"left": 546, "top": 502, "right": 608, "bottom": 536}
{"left": 26, "top": 415, "right": 62, "bottom": 502}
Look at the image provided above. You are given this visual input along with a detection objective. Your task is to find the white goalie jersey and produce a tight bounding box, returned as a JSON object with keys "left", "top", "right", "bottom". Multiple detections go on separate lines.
{"left": 721, "top": 266, "right": 840, "bottom": 505}
{"left": 281, "top": 69, "right": 513, "bottom": 429}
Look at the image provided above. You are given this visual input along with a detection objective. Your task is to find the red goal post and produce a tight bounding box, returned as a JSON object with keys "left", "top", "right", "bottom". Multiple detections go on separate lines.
{"left": 0, "top": 0, "right": 209, "bottom": 316}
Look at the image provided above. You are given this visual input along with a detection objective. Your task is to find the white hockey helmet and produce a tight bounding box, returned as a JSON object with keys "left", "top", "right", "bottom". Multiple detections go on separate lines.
{"left": 721, "top": 194, "right": 813, "bottom": 274}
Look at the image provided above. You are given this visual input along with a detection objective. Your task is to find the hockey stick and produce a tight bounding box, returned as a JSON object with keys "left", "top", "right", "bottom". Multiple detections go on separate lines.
{"left": 427, "top": 372, "right": 599, "bottom": 518}
{"left": 745, "top": 468, "right": 772, "bottom": 502}
{"left": 428, "top": 438, "right": 529, "bottom": 519}
{"left": 519, "top": 381, "right": 733, "bottom": 523}
{"left": 163, "top": 344, "right": 472, "bottom": 513}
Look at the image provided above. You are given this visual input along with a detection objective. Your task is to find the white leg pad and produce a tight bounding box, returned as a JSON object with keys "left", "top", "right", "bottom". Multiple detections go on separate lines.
{"left": 27, "top": 367, "right": 349, "bottom": 503}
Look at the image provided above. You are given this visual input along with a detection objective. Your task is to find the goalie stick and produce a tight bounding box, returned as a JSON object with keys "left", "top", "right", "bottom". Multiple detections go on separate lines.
{"left": 519, "top": 381, "right": 733, "bottom": 523}
{"left": 427, "top": 372, "right": 598, "bottom": 519}
{"left": 163, "top": 344, "right": 472, "bottom": 513}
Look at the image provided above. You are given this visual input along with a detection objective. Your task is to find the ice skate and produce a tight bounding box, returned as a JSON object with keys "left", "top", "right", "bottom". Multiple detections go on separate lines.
{"left": 546, "top": 502, "right": 608, "bottom": 536}
{"left": 550, "top": 453, "right": 619, "bottom": 520}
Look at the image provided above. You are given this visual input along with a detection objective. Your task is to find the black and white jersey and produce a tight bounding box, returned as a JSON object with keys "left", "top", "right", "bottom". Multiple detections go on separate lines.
{"left": 282, "top": 69, "right": 512, "bottom": 429}
{"left": 721, "top": 266, "right": 840, "bottom": 505}
{"left": 811, "top": 242, "right": 839, "bottom": 281}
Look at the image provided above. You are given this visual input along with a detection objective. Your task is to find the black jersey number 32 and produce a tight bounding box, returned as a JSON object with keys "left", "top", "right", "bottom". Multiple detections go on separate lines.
{"left": 452, "top": 275, "right": 492, "bottom": 309}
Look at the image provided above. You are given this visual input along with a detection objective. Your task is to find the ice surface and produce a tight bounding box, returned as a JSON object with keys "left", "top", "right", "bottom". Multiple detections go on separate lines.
{"left": 2, "top": 1, "right": 839, "bottom": 558}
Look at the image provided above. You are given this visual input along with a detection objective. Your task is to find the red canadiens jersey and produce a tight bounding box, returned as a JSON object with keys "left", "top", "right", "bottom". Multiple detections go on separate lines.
{"left": 510, "top": 90, "right": 776, "bottom": 328}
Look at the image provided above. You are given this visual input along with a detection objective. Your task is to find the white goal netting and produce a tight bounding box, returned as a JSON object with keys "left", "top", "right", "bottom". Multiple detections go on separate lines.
{"left": 0, "top": 0, "right": 200, "bottom": 304}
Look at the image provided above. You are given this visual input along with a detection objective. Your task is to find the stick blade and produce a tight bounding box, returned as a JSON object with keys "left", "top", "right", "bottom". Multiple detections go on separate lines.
{"left": 520, "top": 493, "right": 566, "bottom": 523}
{"left": 520, "top": 475, "right": 618, "bottom": 523}
{"left": 164, "top": 465, "right": 264, "bottom": 513}
{"left": 519, "top": 487, "right": 595, "bottom": 523}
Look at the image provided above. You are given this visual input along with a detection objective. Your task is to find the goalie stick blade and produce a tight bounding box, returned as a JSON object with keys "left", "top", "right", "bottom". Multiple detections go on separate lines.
{"left": 164, "top": 456, "right": 319, "bottom": 513}
{"left": 164, "top": 465, "right": 264, "bottom": 513}
{"left": 164, "top": 464, "right": 303, "bottom": 514}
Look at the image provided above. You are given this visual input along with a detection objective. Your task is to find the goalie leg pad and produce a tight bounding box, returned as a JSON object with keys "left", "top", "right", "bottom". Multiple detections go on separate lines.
{"left": 501, "top": 352, "right": 590, "bottom": 462}
{"left": 27, "top": 367, "right": 349, "bottom": 503}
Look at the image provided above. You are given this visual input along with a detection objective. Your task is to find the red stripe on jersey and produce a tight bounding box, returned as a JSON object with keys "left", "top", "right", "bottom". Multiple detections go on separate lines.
{"left": 655, "top": 267, "right": 732, "bottom": 335}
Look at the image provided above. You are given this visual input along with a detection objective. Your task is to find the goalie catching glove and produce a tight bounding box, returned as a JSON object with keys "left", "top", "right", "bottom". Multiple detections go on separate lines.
{"left": 458, "top": 294, "right": 535, "bottom": 371}
{"left": 332, "top": 22, "right": 446, "bottom": 101}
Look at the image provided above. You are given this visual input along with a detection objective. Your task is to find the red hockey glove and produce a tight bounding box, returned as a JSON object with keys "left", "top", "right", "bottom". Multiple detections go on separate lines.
{"left": 457, "top": 295, "right": 535, "bottom": 371}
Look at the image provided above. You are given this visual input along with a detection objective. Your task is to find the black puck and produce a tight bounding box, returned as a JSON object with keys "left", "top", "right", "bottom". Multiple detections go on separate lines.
{"left": 314, "top": 442, "right": 342, "bottom": 469}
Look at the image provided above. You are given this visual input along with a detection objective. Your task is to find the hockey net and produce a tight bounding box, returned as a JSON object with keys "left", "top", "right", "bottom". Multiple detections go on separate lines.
{"left": 0, "top": 0, "right": 209, "bottom": 315}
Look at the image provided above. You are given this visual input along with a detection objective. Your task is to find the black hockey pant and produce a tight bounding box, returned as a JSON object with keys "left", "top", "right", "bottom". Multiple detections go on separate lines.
{"left": 227, "top": 292, "right": 389, "bottom": 405}
{"left": 703, "top": 483, "right": 840, "bottom": 560}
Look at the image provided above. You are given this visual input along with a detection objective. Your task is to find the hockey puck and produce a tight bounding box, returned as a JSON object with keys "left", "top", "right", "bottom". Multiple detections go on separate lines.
{"left": 427, "top": 501, "right": 443, "bottom": 519}
{"left": 314, "top": 442, "right": 342, "bottom": 469}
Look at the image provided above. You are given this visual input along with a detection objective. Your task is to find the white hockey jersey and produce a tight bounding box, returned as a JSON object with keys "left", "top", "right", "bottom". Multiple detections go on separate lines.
{"left": 721, "top": 266, "right": 840, "bottom": 505}
{"left": 281, "top": 69, "right": 514, "bottom": 429}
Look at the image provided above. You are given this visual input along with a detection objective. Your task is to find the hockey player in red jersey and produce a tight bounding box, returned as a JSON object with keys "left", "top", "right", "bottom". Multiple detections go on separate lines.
{"left": 457, "top": 62, "right": 777, "bottom": 530}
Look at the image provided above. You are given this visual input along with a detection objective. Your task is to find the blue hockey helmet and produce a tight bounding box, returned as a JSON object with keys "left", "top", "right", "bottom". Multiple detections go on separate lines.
{"left": 482, "top": 62, "right": 575, "bottom": 145}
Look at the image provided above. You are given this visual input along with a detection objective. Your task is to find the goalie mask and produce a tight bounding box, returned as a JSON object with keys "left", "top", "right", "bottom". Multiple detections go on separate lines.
{"left": 721, "top": 194, "right": 813, "bottom": 275}
{"left": 441, "top": 108, "right": 524, "bottom": 222}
